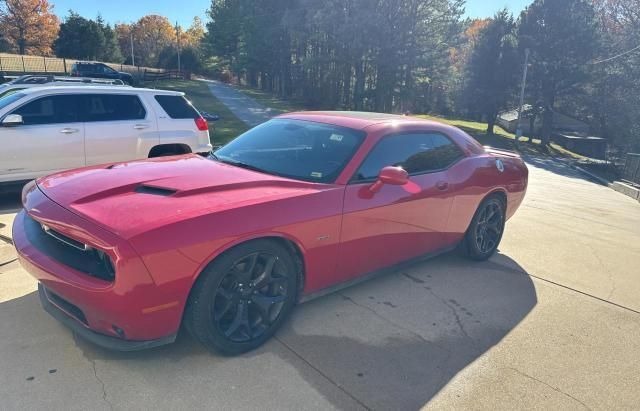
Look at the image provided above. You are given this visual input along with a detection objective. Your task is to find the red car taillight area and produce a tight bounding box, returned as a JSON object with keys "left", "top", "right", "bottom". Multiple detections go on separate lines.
{"left": 195, "top": 117, "right": 209, "bottom": 131}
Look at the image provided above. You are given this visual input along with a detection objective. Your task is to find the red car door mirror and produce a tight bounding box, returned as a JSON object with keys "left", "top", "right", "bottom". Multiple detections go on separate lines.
{"left": 369, "top": 166, "right": 409, "bottom": 193}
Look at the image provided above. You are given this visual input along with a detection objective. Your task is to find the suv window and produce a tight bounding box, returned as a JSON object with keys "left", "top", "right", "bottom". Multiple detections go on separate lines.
{"left": 0, "top": 87, "right": 25, "bottom": 98}
{"left": 12, "top": 95, "right": 81, "bottom": 125}
{"left": 84, "top": 94, "right": 146, "bottom": 122}
{"left": 353, "top": 132, "right": 464, "bottom": 181}
{"left": 155, "top": 95, "right": 199, "bottom": 119}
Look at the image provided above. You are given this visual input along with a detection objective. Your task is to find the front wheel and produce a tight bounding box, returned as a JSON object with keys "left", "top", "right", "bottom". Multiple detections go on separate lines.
{"left": 184, "top": 240, "right": 298, "bottom": 355}
{"left": 463, "top": 195, "right": 505, "bottom": 261}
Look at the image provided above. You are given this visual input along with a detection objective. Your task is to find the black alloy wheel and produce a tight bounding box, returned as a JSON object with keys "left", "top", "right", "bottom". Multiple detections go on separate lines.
{"left": 464, "top": 195, "right": 505, "bottom": 260}
{"left": 213, "top": 252, "right": 289, "bottom": 342}
{"left": 185, "top": 240, "right": 298, "bottom": 355}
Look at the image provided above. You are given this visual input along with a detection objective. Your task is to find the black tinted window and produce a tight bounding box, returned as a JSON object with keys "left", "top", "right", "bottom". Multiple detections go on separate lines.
{"left": 354, "top": 133, "right": 464, "bottom": 181}
{"left": 155, "top": 95, "right": 199, "bottom": 119}
{"left": 12, "top": 95, "right": 81, "bottom": 125}
{"left": 84, "top": 94, "right": 146, "bottom": 122}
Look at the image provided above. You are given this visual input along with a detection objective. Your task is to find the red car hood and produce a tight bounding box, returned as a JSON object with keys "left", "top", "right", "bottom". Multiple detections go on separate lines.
{"left": 36, "top": 155, "right": 329, "bottom": 239}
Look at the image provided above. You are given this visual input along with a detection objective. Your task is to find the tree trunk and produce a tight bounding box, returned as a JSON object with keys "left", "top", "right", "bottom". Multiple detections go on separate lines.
{"left": 541, "top": 81, "right": 556, "bottom": 146}
{"left": 487, "top": 114, "right": 496, "bottom": 135}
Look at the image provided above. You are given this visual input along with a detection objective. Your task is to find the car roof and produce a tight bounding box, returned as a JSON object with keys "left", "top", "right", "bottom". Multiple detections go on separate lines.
{"left": 278, "top": 111, "right": 450, "bottom": 130}
{"left": 17, "top": 85, "right": 183, "bottom": 96}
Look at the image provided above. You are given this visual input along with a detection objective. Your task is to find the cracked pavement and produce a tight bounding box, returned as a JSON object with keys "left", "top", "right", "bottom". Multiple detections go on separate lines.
{"left": 1, "top": 155, "right": 639, "bottom": 410}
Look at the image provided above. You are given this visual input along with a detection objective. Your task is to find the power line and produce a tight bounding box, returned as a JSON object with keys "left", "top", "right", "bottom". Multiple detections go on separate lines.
{"left": 590, "top": 43, "right": 640, "bottom": 64}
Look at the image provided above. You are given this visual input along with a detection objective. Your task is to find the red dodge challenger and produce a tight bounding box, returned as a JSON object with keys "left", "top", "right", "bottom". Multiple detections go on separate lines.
{"left": 13, "top": 111, "right": 528, "bottom": 355}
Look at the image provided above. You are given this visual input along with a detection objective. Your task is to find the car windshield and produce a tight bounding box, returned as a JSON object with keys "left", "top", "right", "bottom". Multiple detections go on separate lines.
{"left": 214, "top": 119, "right": 366, "bottom": 183}
{"left": 0, "top": 92, "right": 26, "bottom": 110}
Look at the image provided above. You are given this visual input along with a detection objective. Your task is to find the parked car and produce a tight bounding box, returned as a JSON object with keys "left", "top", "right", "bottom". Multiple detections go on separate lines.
{"left": 13, "top": 112, "right": 528, "bottom": 354}
{"left": 0, "top": 86, "right": 212, "bottom": 185}
{"left": 71, "top": 62, "right": 134, "bottom": 85}
{"left": 0, "top": 75, "right": 126, "bottom": 98}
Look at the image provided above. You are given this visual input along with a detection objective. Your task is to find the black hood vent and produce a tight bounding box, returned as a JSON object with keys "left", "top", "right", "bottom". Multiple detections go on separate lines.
{"left": 134, "top": 185, "right": 177, "bottom": 196}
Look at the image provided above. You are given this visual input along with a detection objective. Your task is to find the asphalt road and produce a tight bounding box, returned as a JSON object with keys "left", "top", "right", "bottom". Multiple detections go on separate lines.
{"left": 1, "top": 157, "right": 639, "bottom": 410}
{"left": 205, "top": 80, "right": 277, "bottom": 126}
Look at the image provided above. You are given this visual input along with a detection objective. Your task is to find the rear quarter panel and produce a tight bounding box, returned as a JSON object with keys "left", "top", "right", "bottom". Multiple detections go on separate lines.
{"left": 446, "top": 154, "right": 527, "bottom": 244}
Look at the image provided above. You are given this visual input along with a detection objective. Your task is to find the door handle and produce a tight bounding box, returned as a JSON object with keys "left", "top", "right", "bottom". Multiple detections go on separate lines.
{"left": 59, "top": 128, "right": 79, "bottom": 134}
{"left": 436, "top": 181, "right": 449, "bottom": 191}
{"left": 134, "top": 124, "right": 149, "bottom": 130}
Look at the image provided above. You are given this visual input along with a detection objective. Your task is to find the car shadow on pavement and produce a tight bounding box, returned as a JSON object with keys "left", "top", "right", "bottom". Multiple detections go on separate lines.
{"left": 0, "top": 251, "right": 536, "bottom": 409}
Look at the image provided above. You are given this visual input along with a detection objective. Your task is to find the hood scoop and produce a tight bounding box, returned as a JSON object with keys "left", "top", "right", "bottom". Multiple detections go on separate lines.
{"left": 134, "top": 185, "right": 177, "bottom": 197}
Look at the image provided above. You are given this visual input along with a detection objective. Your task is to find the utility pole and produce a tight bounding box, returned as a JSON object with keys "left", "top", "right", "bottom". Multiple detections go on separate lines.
{"left": 515, "top": 48, "right": 530, "bottom": 147}
{"left": 130, "top": 32, "right": 135, "bottom": 66}
{"left": 175, "top": 22, "right": 181, "bottom": 74}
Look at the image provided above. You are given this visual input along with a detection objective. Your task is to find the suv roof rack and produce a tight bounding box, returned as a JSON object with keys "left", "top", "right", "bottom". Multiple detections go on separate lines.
{"left": 8, "top": 75, "right": 125, "bottom": 86}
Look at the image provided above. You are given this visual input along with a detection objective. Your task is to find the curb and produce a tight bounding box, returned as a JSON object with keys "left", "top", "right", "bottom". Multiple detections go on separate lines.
{"left": 570, "top": 164, "right": 640, "bottom": 202}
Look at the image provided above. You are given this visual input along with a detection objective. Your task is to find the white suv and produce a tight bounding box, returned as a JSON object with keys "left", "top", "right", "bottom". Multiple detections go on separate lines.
{"left": 0, "top": 75, "right": 127, "bottom": 98}
{"left": 0, "top": 85, "right": 212, "bottom": 184}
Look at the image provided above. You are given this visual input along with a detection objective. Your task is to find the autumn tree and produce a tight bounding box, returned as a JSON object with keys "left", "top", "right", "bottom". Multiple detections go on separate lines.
{"left": 465, "top": 10, "right": 519, "bottom": 134}
{"left": 0, "top": 0, "right": 59, "bottom": 55}
{"left": 116, "top": 15, "right": 175, "bottom": 67}
{"left": 182, "top": 16, "right": 205, "bottom": 47}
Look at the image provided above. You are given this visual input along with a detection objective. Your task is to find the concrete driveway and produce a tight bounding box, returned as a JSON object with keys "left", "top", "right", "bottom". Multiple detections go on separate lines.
{"left": 1, "top": 158, "right": 639, "bottom": 410}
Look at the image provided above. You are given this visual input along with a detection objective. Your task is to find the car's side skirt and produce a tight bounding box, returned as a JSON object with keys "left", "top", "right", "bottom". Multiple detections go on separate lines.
{"left": 298, "top": 243, "right": 459, "bottom": 303}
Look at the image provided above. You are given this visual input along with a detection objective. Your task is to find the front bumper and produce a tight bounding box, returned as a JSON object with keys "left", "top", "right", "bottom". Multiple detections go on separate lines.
{"left": 13, "top": 187, "right": 186, "bottom": 347}
{"left": 38, "top": 284, "right": 176, "bottom": 351}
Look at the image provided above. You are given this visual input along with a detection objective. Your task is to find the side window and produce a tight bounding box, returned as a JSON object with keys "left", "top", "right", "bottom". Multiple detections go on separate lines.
{"left": 353, "top": 133, "right": 464, "bottom": 181}
{"left": 84, "top": 94, "right": 146, "bottom": 122}
{"left": 154, "top": 95, "right": 199, "bottom": 119}
{"left": 12, "top": 95, "right": 81, "bottom": 125}
{"left": 0, "top": 88, "right": 24, "bottom": 98}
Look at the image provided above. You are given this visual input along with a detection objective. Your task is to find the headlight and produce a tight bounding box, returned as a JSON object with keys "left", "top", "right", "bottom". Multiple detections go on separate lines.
{"left": 21, "top": 180, "right": 37, "bottom": 206}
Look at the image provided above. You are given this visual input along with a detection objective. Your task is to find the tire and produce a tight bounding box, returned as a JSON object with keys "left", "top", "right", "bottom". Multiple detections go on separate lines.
{"left": 463, "top": 195, "right": 505, "bottom": 261}
{"left": 184, "top": 239, "right": 298, "bottom": 355}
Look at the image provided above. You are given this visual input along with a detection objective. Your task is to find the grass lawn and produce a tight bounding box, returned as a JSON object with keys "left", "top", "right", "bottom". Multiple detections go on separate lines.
{"left": 145, "top": 79, "right": 249, "bottom": 146}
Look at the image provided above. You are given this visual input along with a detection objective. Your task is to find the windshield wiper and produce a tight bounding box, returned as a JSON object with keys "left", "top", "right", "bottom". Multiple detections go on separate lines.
{"left": 218, "top": 157, "right": 269, "bottom": 174}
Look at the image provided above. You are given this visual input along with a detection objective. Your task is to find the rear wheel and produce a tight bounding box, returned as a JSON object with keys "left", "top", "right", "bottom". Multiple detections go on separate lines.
{"left": 463, "top": 195, "right": 505, "bottom": 261}
{"left": 184, "top": 240, "right": 298, "bottom": 355}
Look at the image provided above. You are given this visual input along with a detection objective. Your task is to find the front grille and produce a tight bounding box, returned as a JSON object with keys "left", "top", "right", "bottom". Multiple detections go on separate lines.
{"left": 44, "top": 287, "right": 88, "bottom": 325}
{"left": 24, "top": 213, "right": 115, "bottom": 281}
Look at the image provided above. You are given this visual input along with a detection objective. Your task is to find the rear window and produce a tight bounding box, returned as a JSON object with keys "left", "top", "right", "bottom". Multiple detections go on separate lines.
{"left": 155, "top": 95, "right": 199, "bottom": 119}
{"left": 84, "top": 94, "right": 146, "bottom": 122}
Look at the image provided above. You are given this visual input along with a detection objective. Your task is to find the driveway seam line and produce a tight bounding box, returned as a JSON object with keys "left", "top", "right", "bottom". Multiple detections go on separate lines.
{"left": 0, "top": 258, "right": 18, "bottom": 268}
{"left": 274, "top": 336, "right": 371, "bottom": 410}
{"left": 492, "top": 262, "right": 640, "bottom": 315}
{"left": 506, "top": 367, "right": 592, "bottom": 410}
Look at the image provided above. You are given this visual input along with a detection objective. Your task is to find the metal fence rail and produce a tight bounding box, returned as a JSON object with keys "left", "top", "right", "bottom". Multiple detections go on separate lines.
{"left": 0, "top": 53, "right": 163, "bottom": 76}
{"left": 623, "top": 153, "right": 640, "bottom": 185}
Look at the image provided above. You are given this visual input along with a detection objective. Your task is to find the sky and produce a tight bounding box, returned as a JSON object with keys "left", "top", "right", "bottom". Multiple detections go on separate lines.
{"left": 51, "top": 0, "right": 531, "bottom": 27}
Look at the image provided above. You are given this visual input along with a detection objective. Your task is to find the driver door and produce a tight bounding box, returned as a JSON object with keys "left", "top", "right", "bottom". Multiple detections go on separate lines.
{"left": 337, "top": 132, "right": 464, "bottom": 282}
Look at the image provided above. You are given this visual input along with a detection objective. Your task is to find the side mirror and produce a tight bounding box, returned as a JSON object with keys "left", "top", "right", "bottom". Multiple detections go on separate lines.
{"left": 369, "top": 166, "right": 408, "bottom": 193}
{"left": 2, "top": 114, "right": 23, "bottom": 127}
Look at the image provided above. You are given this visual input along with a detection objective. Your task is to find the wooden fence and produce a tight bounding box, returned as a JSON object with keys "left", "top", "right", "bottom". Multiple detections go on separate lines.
{"left": 143, "top": 69, "right": 186, "bottom": 81}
